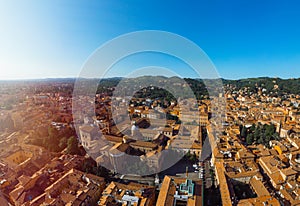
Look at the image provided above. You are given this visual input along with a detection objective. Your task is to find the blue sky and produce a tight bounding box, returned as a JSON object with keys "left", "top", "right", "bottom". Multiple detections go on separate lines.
{"left": 1, "top": 0, "right": 300, "bottom": 80}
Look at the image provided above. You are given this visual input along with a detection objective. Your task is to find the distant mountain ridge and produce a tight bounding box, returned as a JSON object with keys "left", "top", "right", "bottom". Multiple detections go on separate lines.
{"left": 1, "top": 76, "right": 300, "bottom": 96}
{"left": 221, "top": 77, "right": 300, "bottom": 96}
{"left": 93, "top": 76, "right": 300, "bottom": 98}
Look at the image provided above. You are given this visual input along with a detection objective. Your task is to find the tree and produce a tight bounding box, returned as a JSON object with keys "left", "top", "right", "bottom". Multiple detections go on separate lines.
{"left": 241, "top": 126, "right": 247, "bottom": 138}
{"left": 257, "top": 135, "right": 263, "bottom": 145}
{"left": 239, "top": 124, "right": 243, "bottom": 133}
{"left": 44, "top": 126, "right": 60, "bottom": 152}
{"left": 253, "top": 129, "right": 260, "bottom": 143}
{"left": 66, "top": 136, "right": 80, "bottom": 155}
{"left": 266, "top": 124, "right": 275, "bottom": 136}
{"left": 240, "top": 123, "right": 279, "bottom": 147}
{"left": 59, "top": 137, "right": 68, "bottom": 149}
{"left": 82, "top": 157, "right": 97, "bottom": 173}
{"left": 273, "top": 133, "right": 280, "bottom": 141}
{"left": 96, "top": 165, "right": 110, "bottom": 178}
{"left": 250, "top": 124, "right": 256, "bottom": 132}
{"left": 246, "top": 134, "right": 254, "bottom": 145}
{"left": 48, "top": 126, "right": 58, "bottom": 139}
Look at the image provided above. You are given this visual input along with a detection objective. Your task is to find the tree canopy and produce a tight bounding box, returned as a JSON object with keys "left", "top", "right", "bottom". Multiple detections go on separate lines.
{"left": 240, "top": 123, "right": 279, "bottom": 147}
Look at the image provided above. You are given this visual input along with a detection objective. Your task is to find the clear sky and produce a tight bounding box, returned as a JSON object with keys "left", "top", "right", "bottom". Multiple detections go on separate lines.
{"left": 1, "top": 0, "right": 300, "bottom": 80}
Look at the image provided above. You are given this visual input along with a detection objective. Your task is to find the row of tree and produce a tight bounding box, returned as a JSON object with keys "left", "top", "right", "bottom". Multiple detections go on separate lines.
{"left": 30, "top": 126, "right": 83, "bottom": 155}
{"left": 240, "top": 123, "right": 280, "bottom": 147}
